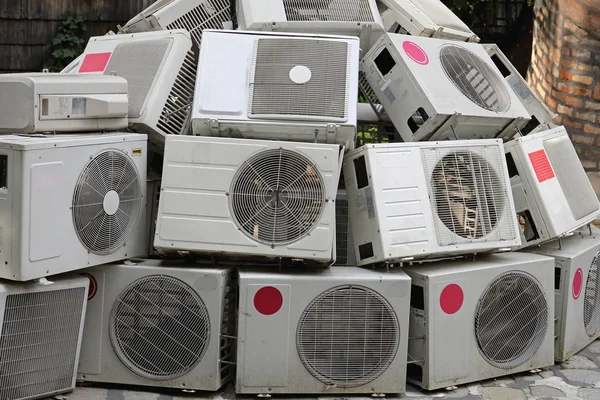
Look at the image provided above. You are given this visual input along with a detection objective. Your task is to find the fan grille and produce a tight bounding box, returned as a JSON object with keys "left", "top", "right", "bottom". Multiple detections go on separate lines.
{"left": 422, "top": 147, "right": 515, "bottom": 245}
{"left": 439, "top": 44, "right": 510, "bottom": 113}
{"left": 72, "top": 150, "right": 142, "bottom": 255}
{"left": 335, "top": 197, "right": 349, "bottom": 265}
{"left": 475, "top": 271, "right": 548, "bottom": 369}
{"left": 584, "top": 252, "right": 600, "bottom": 337}
{"left": 165, "top": 0, "right": 230, "bottom": 48}
{"left": 283, "top": 0, "right": 375, "bottom": 22}
{"left": 229, "top": 148, "right": 326, "bottom": 245}
{"left": 297, "top": 285, "right": 399, "bottom": 388}
{"left": 109, "top": 275, "right": 211, "bottom": 380}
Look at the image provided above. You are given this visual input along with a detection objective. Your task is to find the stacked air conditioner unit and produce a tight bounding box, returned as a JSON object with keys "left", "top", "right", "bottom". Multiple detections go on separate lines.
{"left": 404, "top": 252, "right": 554, "bottom": 390}
{"left": 360, "top": 33, "right": 531, "bottom": 143}
{"left": 236, "top": 0, "right": 385, "bottom": 51}
{"left": 77, "top": 30, "right": 197, "bottom": 148}
{"left": 154, "top": 135, "right": 343, "bottom": 263}
{"left": 334, "top": 189, "right": 357, "bottom": 266}
{"left": 343, "top": 139, "right": 521, "bottom": 266}
{"left": 528, "top": 228, "right": 600, "bottom": 362}
{"left": 0, "top": 133, "right": 148, "bottom": 281}
{"left": 0, "top": 73, "right": 128, "bottom": 133}
{"left": 77, "top": 260, "right": 235, "bottom": 391}
{"left": 504, "top": 126, "right": 600, "bottom": 248}
{"left": 235, "top": 266, "right": 411, "bottom": 395}
{"left": 0, "top": 275, "right": 89, "bottom": 400}
{"left": 191, "top": 29, "right": 359, "bottom": 150}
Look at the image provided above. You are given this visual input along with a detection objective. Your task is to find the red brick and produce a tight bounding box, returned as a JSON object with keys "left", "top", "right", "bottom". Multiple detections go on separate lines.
{"left": 572, "top": 134, "right": 595, "bottom": 144}
{"left": 565, "top": 35, "right": 578, "bottom": 43}
{"left": 560, "top": 70, "right": 573, "bottom": 81}
{"left": 576, "top": 111, "right": 596, "bottom": 122}
{"left": 585, "top": 124, "right": 600, "bottom": 134}
{"left": 562, "top": 47, "right": 572, "bottom": 56}
{"left": 573, "top": 49, "right": 592, "bottom": 59}
{"left": 551, "top": 49, "right": 562, "bottom": 65}
{"left": 552, "top": 66, "right": 561, "bottom": 77}
{"left": 582, "top": 159, "right": 598, "bottom": 170}
{"left": 574, "top": 86, "right": 592, "bottom": 97}
{"left": 573, "top": 74, "right": 594, "bottom": 85}
{"left": 586, "top": 101, "right": 600, "bottom": 110}
{"left": 578, "top": 63, "right": 593, "bottom": 71}
{"left": 563, "top": 118, "right": 584, "bottom": 129}
{"left": 558, "top": 82, "right": 574, "bottom": 93}
{"left": 557, "top": 104, "right": 573, "bottom": 116}
{"left": 545, "top": 96, "right": 558, "bottom": 109}
{"left": 542, "top": 57, "right": 551, "bottom": 70}
{"left": 561, "top": 58, "right": 577, "bottom": 68}
{"left": 595, "top": 83, "right": 600, "bottom": 100}
{"left": 553, "top": 90, "right": 567, "bottom": 102}
{"left": 566, "top": 96, "right": 583, "bottom": 107}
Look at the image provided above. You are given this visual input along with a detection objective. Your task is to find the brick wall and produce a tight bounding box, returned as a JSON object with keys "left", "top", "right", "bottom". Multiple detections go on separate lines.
{"left": 528, "top": 0, "right": 600, "bottom": 170}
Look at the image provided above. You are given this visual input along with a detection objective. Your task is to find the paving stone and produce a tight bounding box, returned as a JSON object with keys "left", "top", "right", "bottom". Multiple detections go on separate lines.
{"left": 66, "top": 388, "right": 109, "bottom": 400}
{"left": 529, "top": 385, "right": 566, "bottom": 397}
{"left": 584, "top": 341, "right": 600, "bottom": 354}
{"left": 562, "top": 355, "right": 599, "bottom": 370}
{"left": 579, "top": 388, "right": 600, "bottom": 400}
{"left": 479, "top": 387, "right": 526, "bottom": 400}
{"left": 539, "top": 370, "right": 556, "bottom": 379}
{"left": 445, "top": 386, "right": 470, "bottom": 397}
{"left": 559, "top": 369, "right": 600, "bottom": 385}
{"left": 122, "top": 392, "right": 163, "bottom": 400}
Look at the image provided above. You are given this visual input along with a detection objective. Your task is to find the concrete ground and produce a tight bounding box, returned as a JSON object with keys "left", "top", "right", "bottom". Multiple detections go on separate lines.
{"left": 65, "top": 339, "right": 600, "bottom": 400}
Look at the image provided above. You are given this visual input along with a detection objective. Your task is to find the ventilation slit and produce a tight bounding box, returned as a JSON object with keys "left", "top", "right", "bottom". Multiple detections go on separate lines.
{"left": 282, "top": 0, "right": 375, "bottom": 22}
{"left": 584, "top": 253, "right": 600, "bottom": 337}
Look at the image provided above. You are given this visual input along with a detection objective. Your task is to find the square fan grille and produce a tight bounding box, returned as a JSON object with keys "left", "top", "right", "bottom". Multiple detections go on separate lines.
{"left": 335, "top": 197, "right": 349, "bottom": 264}
{"left": 421, "top": 145, "right": 517, "bottom": 246}
{"left": 0, "top": 288, "right": 86, "bottom": 399}
{"left": 249, "top": 38, "right": 349, "bottom": 120}
{"left": 283, "top": 0, "right": 375, "bottom": 22}
{"left": 165, "top": 0, "right": 231, "bottom": 47}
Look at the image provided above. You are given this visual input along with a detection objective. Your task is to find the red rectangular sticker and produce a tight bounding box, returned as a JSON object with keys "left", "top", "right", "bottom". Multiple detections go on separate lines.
{"left": 78, "top": 52, "right": 112, "bottom": 73}
{"left": 528, "top": 149, "right": 555, "bottom": 183}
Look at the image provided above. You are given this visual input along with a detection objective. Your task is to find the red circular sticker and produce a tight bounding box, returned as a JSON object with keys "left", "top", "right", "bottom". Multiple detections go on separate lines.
{"left": 573, "top": 268, "right": 583, "bottom": 300}
{"left": 81, "top": 273, "right": 98, "bottom": 301}
{"left": 403, "top": 41, "right": 429, "bottom": 65}
{"left": 440, "top": 284, "right": 464, "bottom": 314}
{"left": 254, "top": 286, "right": 283, "bottom": 316}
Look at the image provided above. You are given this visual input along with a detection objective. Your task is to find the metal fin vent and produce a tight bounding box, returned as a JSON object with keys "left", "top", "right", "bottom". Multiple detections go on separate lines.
{"left": 475, "top": 271, "right": 548, "bottom": 369}
{"left": 72, "top": 150, "right": 143, "bottom": 255}
{"left": 109, "top": 275, "right": 211, "bottom": 381}
{"left": 439, "top": 44, "right": 510, "bottom": 113}
{"left": 335, "top": 196, "right": 349, "bottom": 265}
{"left": 0, "top": 287, "right": 86, "bottom": 399}
{"left": 422, "top": 146, "right": 516, "bottom": 246}
{"left": 165, "top": 0, "right": 231, "bottom": 47}
{"left": 297, "top": 285, "right": 399, "bottom": 388}
{"left": 283, "top": 0, "right": 375, "bottom": 22}
{"left": 230, "top": 148, "right": 326, "bottom": 245}
{"left": 584, "top": 252, "right": 600, "bottom": 337}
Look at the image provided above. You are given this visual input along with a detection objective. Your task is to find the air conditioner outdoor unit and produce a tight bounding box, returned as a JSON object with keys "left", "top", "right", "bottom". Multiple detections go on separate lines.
{"left": 119, "top": 0, "right": 232, "bottom": 48}
{"left": 0, "top": 73, "right": 128, "bottom": 134}
{"left": 404, "top": 252, "right": 554, "bottom": 390}
{"left": 483, "top": 43, "right": 556, "bottom": 137}
{"left": 528, "top": 228, "right": 600, "bottom": 361}
{"left": 77, "top": 259, "right": 235, "bottom": 391}
{"left": 360, "top": 33, "right": 531, "bottom": 143}
{"left": 504, "top": 126, "right": 600, "bottom": 248}
{"left": 0, "top": 133, "right": 148, "bottom": 281}
{"left": 191, "top": 29, "right": 359, "bottom": 150}
{"left": 0, "top": 275, "right": 89, "bottom": 400}
{"left": 236, "top": 266, "right": 411, "bottom": 395}
{"left": 334, "top": 189, "right": 357, "bottom": 266}
{"left": 155, "top": 135, "right": 343, "bottom": 263}
{"left": 378, "top": 0, "right": 479, "bottom": 42}
{"left": 77, "top": 30, "right": 197, "bottom": 149}
{"left": 343, "top": 139, "right": 521, "bottom": 266}
{"left": 236, "top": 0, "right": 384, "bottom": 51}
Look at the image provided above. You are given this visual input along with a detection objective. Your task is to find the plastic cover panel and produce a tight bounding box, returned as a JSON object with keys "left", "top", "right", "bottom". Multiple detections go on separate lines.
{"left": 165, "top": 0, "right": 230, "bottom": 47}
{"left": 584, "top": 252, "right": 600, "bottom": 337}
{"left": 283, "top": 0, "right": 375, "bottom": 22}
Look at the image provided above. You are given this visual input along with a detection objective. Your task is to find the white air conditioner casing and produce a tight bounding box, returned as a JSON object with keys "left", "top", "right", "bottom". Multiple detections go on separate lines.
{"left": 334, "top": 189, "right": 357, "bottom": 266}
{"left": 343, "top": 139, "right": 521, "bottom": 266}
{"left": 236, "top": 0, "right": 384, "bottom": 51}
{"left": 120, "top": 0, "right": 232, "bottom": 48}
{"left": 236, "top": 266, "right": 411, "bottom": 395}
{"left": 0, "top": 73, "right": 128, "bottom": 133}
{"left": 0, "top": 275, "right": 88, "bottom": 400}
{"left": 155, "top": 135, "right": 343, "bottom": 263}
{"left": 146, "top": 178, "right": 161, "bottom": 257}
{"left": 404, "top": 252, "right": 554, "bottom": 390}
{"left": 191, "top": 29, "right": 359, "bottom": 150}
{"left": 361, "top": 33, "right": 531, "bottom": 143}
{"left": 77, "top": 260, "right": 235, "bottom": 391}
{"left": 504, "top": 126, "right": 600, "bottom": 248}
{"left": 0, "top": 133, "right": 148, "bottom": 281}
{"left": 483, "top": 43, "right": 556, "bottom": 136}
{"left": 378, "top": 0, "right": 479, "bottom": 42}
{"left": 77, "top": 30, "right": 197, "bottom": 149}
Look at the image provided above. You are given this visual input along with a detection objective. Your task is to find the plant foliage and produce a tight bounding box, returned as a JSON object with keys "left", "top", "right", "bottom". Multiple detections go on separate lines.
{"left": 43, "top": 16, "right": 87, "bottom": 72}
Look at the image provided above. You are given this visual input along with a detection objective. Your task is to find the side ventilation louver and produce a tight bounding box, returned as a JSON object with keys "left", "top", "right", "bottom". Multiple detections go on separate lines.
{"left": 220, "top": 275, "right": 235, "bottom": 382}
{"left": 165, "top": 0, "right": 231, "bottom": 47}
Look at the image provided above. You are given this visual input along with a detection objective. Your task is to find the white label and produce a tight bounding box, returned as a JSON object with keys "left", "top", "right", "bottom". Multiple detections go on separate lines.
{"left": 508, "top": 74, "right": 532, "bottom": 100}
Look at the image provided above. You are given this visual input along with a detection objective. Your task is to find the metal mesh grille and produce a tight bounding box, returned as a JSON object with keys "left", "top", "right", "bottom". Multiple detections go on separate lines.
{"left": 0, "top": 288, "right": 86, "bottom": 399}
{"left": 72, "top": 150, "right": 143, "bottom": 255}
{"left": 219, "top": 277, "right": 235, "bottom": 382}
{"left": 104, "top": 38, "right": 171, "bottom": 118}
{"left": 230, "top": 148, "right": 326, "bottom": 245}
{"left": 165, "top": 0, "right": 230, "bottom": 48}
{"left": 156, "top": 49, "right": 197, "bottom": 136}
{"left": 109, "top": 275, "right": 210, "bottom": 380}
{"left": 421, "top": 146, "right": 516, "bottom": 246}
{"left": 584, "top": 253, "right": 600, "bottom": 337}
{"left": 249, "top": 38, "right": 349, "bottom": 120}
{"left": 283, "top": 0, "right": 375, "bottom": 22}
{"left": 358, "top": 70, "right": 389, "bottom": 121}
{"left": 335, "top": 197, "right": 349, "bottom": 265}
{"left": 475, "top": 272, "right": 548, "bottom": 369}
{"left": 439, "top": 44, "right": 510, "bottom": 113}
{"left": 297, "top": 285, "right": 399, "bottom": 388}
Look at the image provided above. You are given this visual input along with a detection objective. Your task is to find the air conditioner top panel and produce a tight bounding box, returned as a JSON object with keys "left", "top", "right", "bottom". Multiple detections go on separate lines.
{"left": 123, "top": 0, "right": 174, "bottom": 26}
{"left": 110, "top": 258, "right": 236, "bottom": 274}
{"left": 346, "top": 138, "right": 502, "bottom": 153}
{"left": 505, "top": 125, "right": 565, "bottom": 147}
{"left": 530, "top": 228, "right": 600, "bottom": 259}
{"left": 0, "top": 73, "right": 128, "bottom": 94}
{"left": 238, "top": 265, "right": 410, "bottom": 283}
{"left": 202, "top": 28, "right": 361, "bottom": 42}
{"left": 0, "top": 132, "right": 148, "bottom": 150}
{"left": 381, "top": 0, "right": 473, "bottom": 32}
{"left": 0, "top": 273, "right": 89, "bottom": 293}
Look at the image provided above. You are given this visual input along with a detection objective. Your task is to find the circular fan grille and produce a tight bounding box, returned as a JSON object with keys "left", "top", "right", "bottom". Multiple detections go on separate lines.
{"left": 584, "top": 252, "right": 600, "bottom": 337}
{"left": 229, "top": 148, "right": 325, "bottom": 245}
{"left": 296, "top": 285, "right": 399, "bottom": 388}
{"left": 475, "top": 272, "right": 548, "bottom": 369}
{"left": 431, "top": 151, "right": 504, "bottom": 239}
{"left": 109, "top": 275, "right": 210, "bottom": 380}
{"left": 72, "top": 150, "right": 142, "bottom": 255}
{"left": 439, "top": 44, "right": 511, "bottom": 112}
